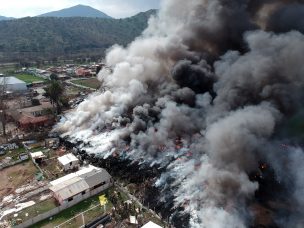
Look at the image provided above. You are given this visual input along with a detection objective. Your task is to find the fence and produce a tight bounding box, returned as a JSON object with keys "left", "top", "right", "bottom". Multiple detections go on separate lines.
{"left": 0, "top": 159, "right": 27, "bottom": 170}
{"left": 14, "top": 183, "right": 112, "bottom": 228}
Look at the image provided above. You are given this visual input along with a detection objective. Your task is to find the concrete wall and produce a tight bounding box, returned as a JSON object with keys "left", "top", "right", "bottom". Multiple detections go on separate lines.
{"left": 15, "top": 182, "right": 112, "bottom": 228}
{"left": 62, "top": 160, "right": 79, "bottom": 171}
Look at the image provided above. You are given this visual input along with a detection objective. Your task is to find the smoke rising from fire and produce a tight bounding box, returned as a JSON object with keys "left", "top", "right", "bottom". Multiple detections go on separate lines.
{"left": 58, "top": 0, "right": 304, "bottom": 227}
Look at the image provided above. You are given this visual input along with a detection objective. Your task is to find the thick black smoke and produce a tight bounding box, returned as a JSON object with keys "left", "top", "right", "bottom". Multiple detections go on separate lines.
{"left": 57, "top": 0, "right": 304, "bottom": 227}
{"left": 171, "top": 60, "right": 215, "bottom": 94}
{"left": 267, "top": 3, "right": 304, "bottom": 34}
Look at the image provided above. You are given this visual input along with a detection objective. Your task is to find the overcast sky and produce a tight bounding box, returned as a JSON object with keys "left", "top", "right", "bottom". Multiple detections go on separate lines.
{"left": 0, "top": 0, "right": 160, "bottom": 18}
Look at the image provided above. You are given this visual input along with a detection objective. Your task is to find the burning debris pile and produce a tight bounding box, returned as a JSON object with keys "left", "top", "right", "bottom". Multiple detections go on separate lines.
{"left": 57, "top": 0, "right": 304, "bottom": 227}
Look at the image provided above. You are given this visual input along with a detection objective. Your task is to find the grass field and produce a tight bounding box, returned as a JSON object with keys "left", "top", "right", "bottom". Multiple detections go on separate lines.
{"left": 14, "top": 74, "right": 47, "bottom": 84}
{"left": 7, "top": 198, "right": 57, "bottom": 226}
{"left": 0, "top": 147, "right": 26, "bottom": 161}
{"left": 72, "top": 78, "right": 101, "bottom": 89}
{"left": 32, "top": 193, "right": 110, "bottom": 228}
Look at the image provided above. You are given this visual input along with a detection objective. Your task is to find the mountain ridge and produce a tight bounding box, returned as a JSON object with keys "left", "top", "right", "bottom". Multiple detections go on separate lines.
{"left": 38, "top": 4, "right": 112, "bottom": 19}
{"left": 0, "top": 16, "right": 15, "bottom": 21}
{"left": 0, "top": 10, "right": 157, "bottom": 62}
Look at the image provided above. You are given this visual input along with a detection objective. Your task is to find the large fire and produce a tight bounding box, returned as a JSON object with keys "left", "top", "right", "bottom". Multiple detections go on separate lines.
{"left": 58, "top": 1, "right": 304, "bottom": 227}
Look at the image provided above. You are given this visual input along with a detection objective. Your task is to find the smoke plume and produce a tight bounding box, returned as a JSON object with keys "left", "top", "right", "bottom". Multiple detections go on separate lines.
{"left": 57, "top": 0, "right": 304, "bottom": 227}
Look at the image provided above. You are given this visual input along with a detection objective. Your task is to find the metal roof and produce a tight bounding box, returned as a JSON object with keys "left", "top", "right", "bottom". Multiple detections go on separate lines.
{"left": 30, "top": 151, "right": 45, "bottom": 159}
{"left": 141, "top": 222, "right": 163, "bottom": 228}
{"left": 0, "top": 76, "right": 26, "bottom": 85}
{"left": 50, "top": 176, "right": 89, "bottom": 200}
{"left": 49, "top": 165, "right": 111, "bottom": 200}
{"left": 58, "top": 153, "right": 79, "bottom": 166}
{"left": 50, "top": 173, "right": 77, "bottom": 186}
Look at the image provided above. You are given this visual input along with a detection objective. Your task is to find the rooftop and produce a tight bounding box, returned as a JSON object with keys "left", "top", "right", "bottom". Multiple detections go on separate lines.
{"left": 58, "top": 153, "right": 79, "bottom": 166}
{"left": 141, "top": 221, "right": 163, "bottom": 228}
{"left": 19, "top": 102, "right": 53, "bottom": 114}
{"left": 50, "top": 176, "right": 89, "bottom": 200}
{"left": 49, "top": 165, "right": 111, "bottom": 200}
{"left": 30, "top": 151, "right": 46, "bottom": 159}
{"left": 0, "top": 76, "right": 26, "bottom": 85}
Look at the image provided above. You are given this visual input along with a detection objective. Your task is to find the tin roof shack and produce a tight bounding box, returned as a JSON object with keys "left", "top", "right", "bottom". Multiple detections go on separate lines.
{"left": 57, "top": 153, "right": 80, "bottom": 172}
{"left": 30, "top": 151, "right": 46, "bottom": 165}
{"left": 49, "top": 165, "right": 112, "bottom": 205}
{"left": 141, "top": 221, "right": 163, "bottom": 228}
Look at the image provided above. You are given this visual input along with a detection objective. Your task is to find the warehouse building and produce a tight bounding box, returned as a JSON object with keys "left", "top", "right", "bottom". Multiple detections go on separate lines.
{"left": 0, "top": 76, "right": 27, "bottom": 92}
{"left": 49, "top": 165, "right": 112, "bottom": 205}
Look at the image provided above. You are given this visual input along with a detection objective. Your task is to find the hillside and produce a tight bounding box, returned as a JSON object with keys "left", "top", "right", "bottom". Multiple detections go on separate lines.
{"left": 38, "top": 4, "right": 112, "bottom": 19}
{"left": 0, "top": 10, "right": 156, "bottom": 62}
{"left": 0, "top": 16, "right": 14, "bottom": 21}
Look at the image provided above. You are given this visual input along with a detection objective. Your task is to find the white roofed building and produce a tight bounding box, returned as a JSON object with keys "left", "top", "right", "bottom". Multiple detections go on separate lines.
{"left": 0, "top": 76, "right": 27, "bottom": 92}
{"left": 57, "top": 153, "right": 80, "bottom": 171}
{"left": 141, "top": 221, "right": 163, "bottom": 228}
{"left": 49, "top": 165, "right": 112, "bottom": 205}
{"left": 30, "top": 151, "right": 46, "bottom": 164}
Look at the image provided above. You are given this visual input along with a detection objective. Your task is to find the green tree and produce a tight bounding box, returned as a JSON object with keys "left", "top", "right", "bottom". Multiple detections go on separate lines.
{"left": 50, "top": 73, "right": 58, "bottom": 81}
{"left": 45, "top": 80, "right": 64, "bottom": 115}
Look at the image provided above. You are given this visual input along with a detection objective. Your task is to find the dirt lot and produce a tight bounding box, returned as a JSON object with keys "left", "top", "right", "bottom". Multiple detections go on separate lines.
{"left": 0, "top": 161, "right": 38, "bottom": 200}
{"left": 72, "top": 78, "right": 101, "bottom": 89}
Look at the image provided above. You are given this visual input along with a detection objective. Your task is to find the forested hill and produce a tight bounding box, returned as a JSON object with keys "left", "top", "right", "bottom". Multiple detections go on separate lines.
{"left": 0, "top": 10, "right": 156, "bottom": 62}
{"left": 0, "top": 16, "right": 14, "bottom": 21}
{"left": 38, "top": 4, "right": 112, "bottom": 19}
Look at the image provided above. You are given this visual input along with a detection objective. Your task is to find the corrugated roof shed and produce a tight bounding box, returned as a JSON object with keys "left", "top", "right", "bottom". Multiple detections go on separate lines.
{"left": 49, "top": 165, "right": 111, "bottom": 201}
{"left": 77, "top": 166, "right": 111, "bottom": 188}
{"left": 58, "top": 153, "right": 79, "bottom": 166}
{"left": 50, "top": 173, "right": 77, "bottom": 186}
{"left": 30, "top": 151, "right": 45, "bottom": 159}
{"left": 141, "top": 221, "right": 163, "bottom": 228}
{"left": 50, "top": 176, "right": 89, "bottom": 200}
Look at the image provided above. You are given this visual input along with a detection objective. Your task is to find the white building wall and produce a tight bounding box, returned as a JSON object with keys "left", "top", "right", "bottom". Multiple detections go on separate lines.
{"left": 62, "top": 160, "right": 80, "bottom": 171}
{"left": 7, "top": 82, "right": 27, "bottom": 91}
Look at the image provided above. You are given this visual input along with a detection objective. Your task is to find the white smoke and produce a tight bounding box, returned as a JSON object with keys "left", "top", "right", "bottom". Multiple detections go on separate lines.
{"left": 57, "top": 0, "right": 304, "bottom": 227}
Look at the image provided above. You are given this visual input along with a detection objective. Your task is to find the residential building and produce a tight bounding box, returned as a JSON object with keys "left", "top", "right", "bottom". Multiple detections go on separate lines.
{"left": 30, "top": 151, "right": 46, "bottom": 164}
{"left": 141, "top": 221, "right": 163, "bottom": 228}
{"left": 8, "top": 102, "right": 54, "bottom": 130}
{"left": 57, "top": 153, "right": 80, "bottom": 171}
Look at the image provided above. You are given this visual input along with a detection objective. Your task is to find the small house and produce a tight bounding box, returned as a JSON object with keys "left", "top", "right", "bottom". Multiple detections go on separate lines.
{"left": 19, "top": 153, "right": 29, "bottom": 161}
{"left": 30, "top": 151, "right": 46, "bottom": 164}
{"left": 141, "top": 221, "right": 163, "bottom": 228}
{"left": 57, "top": 153, "right": 80, "bottom": 171}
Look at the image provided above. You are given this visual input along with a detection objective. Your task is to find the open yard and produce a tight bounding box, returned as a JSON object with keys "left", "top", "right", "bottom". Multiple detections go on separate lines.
{"left": 7, "top": 198, "right": 57, "bottom": 226}
{"left": 14, "top": 74, "right": 47, "bottom": 84}
{"left": 31, "top": 186, "right": 164, "bottom": 228}
{"left": 40, "top": 158, "right": 65, "bottom": 180}
{"left": 32, "top": 193, "right": 110, "bottom": 228}
{"left": 0, "top": 147, "right": 26, "bottom": 161}
{"left": 0, "top": 161, "right": 38, "bottom": 199}
{"left": 71, "top": 78, "right": 101, "bottom": 89}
